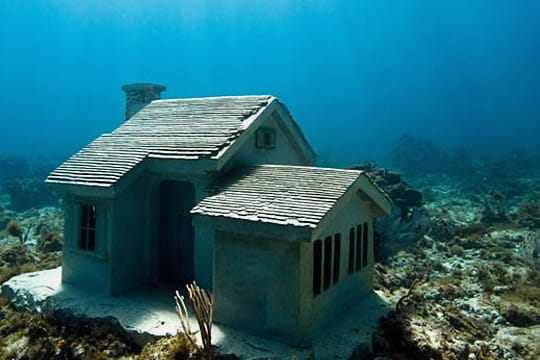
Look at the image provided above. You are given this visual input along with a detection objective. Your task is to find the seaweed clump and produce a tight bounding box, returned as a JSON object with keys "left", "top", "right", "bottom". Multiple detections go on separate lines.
{"left": 2, "top": 219, "right": 23, "bottom": 242}
{"left": 515, "top": 201, "right": 540, "bottom": 228}
{"left": 138, "top": 333, "right": 202, "bottom": 360}
{"left": 0, "top": 297, "right": 140, "bottom": 359}
{"left": 516, "top": 232, "right": 540, "bottom": 272}
{"left": 0, "top": 242, "right": 37, "bottom": 284}
{"left": 37, "top": 230, "right": 63, "bottom": 253}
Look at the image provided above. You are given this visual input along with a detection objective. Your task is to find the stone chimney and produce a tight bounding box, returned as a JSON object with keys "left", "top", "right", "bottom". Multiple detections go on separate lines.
{"left": 121, "top": 83, "right": 166, "bottom": 120}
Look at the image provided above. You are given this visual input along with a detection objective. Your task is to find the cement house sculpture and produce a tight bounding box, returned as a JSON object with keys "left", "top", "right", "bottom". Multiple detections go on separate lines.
{"left": 45, "top": 83, "right": 392, "bottom": 345}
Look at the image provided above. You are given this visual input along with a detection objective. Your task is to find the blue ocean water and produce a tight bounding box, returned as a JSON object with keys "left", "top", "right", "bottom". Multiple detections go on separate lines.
{"left": 1, "top": 0, "right": 539, "bottom": 167}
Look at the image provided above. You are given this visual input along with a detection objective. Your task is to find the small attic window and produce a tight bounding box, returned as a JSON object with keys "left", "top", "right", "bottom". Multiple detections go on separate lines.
{"left": 255, "top": 127, "right": 276, "bottom": 149}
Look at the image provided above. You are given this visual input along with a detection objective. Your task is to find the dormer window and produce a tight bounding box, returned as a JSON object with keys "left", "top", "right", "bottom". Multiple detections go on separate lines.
{"left": 256, "top": 127, "right": 276, "bottom": 149}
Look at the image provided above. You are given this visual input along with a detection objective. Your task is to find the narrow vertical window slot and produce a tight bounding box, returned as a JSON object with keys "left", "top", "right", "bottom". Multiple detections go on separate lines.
{"left": 362, "top": 222, "right": 369, "bottom": 267}
{"left": 348, "top": 228, "right": 355, "bottom": 275}
{"left": 323, "top": 236, "right": 332, "bottom": 290}
{"left": 333, "top": 233, "right": 341, "bottom": 284}
{"left": 356, "top": 224, "right": 362, "bottom": 271}
{"left": 79, "top": 205, "right": 88, "bottom": 249}
{"left": 313, "top": 240, "right": 322, "bottom": 296}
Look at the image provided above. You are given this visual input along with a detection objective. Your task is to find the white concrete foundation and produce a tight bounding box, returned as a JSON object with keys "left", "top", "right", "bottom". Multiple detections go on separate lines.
{"left": 1, "top": 268, "right": 391, "bottom": 359}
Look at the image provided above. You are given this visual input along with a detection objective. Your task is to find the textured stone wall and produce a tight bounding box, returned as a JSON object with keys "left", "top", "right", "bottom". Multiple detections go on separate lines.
{"left": 213, "top": 230, "right": 303, "bottom": 344}
{"left": 121, "top": 83, "right": 166, "bottom": 120}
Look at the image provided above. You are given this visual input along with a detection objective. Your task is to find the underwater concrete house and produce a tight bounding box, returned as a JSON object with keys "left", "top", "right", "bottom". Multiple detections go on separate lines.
{"left": 46, "top": 83, "right": 391, "bottom": 344}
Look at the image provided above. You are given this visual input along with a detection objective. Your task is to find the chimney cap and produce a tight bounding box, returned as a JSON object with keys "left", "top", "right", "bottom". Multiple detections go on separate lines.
{"left": 121, "top": 83, "right": 166, "bottom": 92}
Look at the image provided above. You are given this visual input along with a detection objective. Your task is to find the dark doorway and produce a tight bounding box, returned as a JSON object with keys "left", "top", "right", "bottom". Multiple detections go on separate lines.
{"left": 158, "top": 181, "right": 195, "bottom": 285}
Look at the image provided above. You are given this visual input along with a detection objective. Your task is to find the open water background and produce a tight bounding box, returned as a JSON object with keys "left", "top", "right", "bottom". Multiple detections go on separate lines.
{"left": 1, "top": 1, "right": 539, "bottom": 167}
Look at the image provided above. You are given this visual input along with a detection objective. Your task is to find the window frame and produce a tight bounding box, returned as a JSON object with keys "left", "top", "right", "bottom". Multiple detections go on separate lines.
{"left": 68, "top": 201, "right": 107, "bottom": 258}
{"left": 255, "top": 127, "right": 276, "bottom": 149}
{"left": 79, "top": 204, "right": 97, "bottom": 252}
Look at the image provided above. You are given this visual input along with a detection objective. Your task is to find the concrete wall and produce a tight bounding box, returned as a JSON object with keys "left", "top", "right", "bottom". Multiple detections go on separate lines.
{"left": 192, "top": 223, "right": 214, "bottom": 290}
{"left": 191, "top": 215, "right": 312, "bottom": 291}
{"left": 61, "top": 196, "right": 112, "bottom": 294}
{"left": 109, "top": 174, "right": 153, "bottom": 294}
{"left": 111, "top": 170, "right": 212, "bottom": 293}
{"left": 303, "top": 195, "right": 375, "bottom": 333}
{"left": 61, "top": 167, "right": 212, "bottom": 294}
{"left": 213, "top": 231, "right": 305, "bottom": 344}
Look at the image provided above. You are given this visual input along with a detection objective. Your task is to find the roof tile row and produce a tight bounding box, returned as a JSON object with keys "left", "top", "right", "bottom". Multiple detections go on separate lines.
{"left": 47, "top": 96, "right": 271, "bottom": 187}
{"left": 191, "top": 165, "right": 363, "bottom": 228}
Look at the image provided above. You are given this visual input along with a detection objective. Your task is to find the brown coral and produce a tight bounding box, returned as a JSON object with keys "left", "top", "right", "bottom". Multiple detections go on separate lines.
{"left": 3, "top": 220, "right": 22, "bottom": 241}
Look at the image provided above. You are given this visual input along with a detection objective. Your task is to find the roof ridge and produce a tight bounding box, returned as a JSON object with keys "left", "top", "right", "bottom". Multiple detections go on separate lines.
{"left": 151, "top": 95, "right": 273, "bottom": 103}
{"left": 249, "top": 164, "right": 362, "bottom": 174}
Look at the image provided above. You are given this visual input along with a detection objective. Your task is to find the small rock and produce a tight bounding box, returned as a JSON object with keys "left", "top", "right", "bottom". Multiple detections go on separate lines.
{"left": 492, "top": 285, "right": 512, "bottom": 294}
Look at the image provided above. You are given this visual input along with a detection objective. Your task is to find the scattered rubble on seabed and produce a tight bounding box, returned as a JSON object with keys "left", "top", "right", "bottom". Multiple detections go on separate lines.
{"left": 1, "top": 165, "right": 540, "bottom": 359}
{"left": 372, "top": 171, "right": 540, "bottom": 360}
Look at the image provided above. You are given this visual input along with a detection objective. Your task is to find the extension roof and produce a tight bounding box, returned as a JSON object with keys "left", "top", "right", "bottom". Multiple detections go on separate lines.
{"left": 46, "top": 96, "right": 314, "bottom": 189}
{"left": 191, "top": 165, "right": 392, "bottom": 229}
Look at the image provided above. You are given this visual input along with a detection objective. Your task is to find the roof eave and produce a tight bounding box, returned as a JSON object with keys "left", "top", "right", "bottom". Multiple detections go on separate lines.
{"left": 45, "top": 158, "right": 150, "bottom": 198}
{"left": 212, "top": 97, "right": 278, "bottom": 169}
{"left": 192, "top": 213, "right": 313, "bottom": 242}
{"left": 356, "top": 174, "right": 393, "bottom": 216}
{"left": 45, "top": 180, "right": 116, "bottom": 199}
{"left": 273, "top": 98, "right": 316, "bottom": 164}
{"left": 146, "top": 156, "right": 219, "bottom": 175}
{"left": 311, "top": 171, "right": 392, "bottom": 239}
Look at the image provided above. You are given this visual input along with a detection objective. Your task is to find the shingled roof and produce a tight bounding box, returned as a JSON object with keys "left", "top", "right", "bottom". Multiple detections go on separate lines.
{"left": 46, "top": 95, "right": 272, "bottom": 187}
{"left": 191, "top": 165, "right": 389, "bottom": 228}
